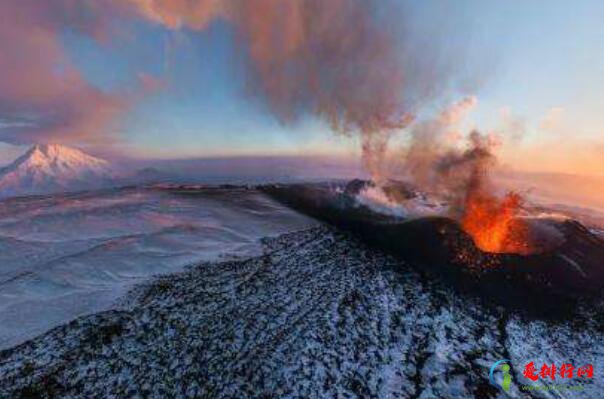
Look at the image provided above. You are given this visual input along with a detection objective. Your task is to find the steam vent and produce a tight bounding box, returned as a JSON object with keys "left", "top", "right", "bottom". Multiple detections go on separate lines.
{"left": 262, "top": 180, "right": 604, "bottom": 315}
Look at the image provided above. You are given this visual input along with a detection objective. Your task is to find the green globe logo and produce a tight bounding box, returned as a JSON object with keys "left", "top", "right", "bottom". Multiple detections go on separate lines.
{"left": 489, "top": 359, "right": 512, "bottom": 392}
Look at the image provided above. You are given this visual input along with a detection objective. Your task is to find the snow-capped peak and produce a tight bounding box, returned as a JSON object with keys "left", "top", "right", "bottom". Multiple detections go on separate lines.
{"left": 17, "top": 143, "right": 110, "bottom": 172}
{"left": 0, "top": 144, "right": 114, "bottom": 198}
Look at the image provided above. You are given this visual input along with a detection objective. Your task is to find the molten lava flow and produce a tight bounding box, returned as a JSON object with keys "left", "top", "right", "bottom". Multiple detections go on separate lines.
{"left": 461, "top": 191, "right": 533, "bottom": 254}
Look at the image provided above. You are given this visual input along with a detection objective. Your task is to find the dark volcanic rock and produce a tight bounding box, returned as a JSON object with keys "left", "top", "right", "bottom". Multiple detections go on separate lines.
{"left": 0, "top": 227, "right": 602, "bottom": 398}
{"left": 261, "top": 183, "right": 604, "bottom": 315}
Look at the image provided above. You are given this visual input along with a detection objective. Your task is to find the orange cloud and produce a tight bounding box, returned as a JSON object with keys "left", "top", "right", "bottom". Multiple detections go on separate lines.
{"left": 123, "top": 0, "right": 223, "bottom": 29}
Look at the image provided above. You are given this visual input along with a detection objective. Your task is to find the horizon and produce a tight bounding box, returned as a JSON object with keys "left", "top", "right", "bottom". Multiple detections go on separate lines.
{"left": 2, "top": 141, "right": 604, "bottom": 212}
{"left": 2, "top": 141, "right": 604, "bottom": 178}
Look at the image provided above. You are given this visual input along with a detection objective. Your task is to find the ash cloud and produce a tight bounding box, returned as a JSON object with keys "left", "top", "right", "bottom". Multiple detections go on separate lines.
{"left": 393, "top": 97, "right": 504, "bottom": 217}
{"left": 122, "top": 0, "right": 472, "bottom": 175}
{"left": 1, "top": 0, "right": 467, "bottom": 158}
{"left": 124, "top": 0, "right": 414, "bottom": 173}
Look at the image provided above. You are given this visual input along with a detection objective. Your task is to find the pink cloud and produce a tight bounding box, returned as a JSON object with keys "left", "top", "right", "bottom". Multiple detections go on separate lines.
{"left": 0, "top": 1, "right": 152, "bottom": 145}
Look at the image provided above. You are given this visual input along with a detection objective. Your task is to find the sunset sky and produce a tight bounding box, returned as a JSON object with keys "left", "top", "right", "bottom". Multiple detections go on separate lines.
{"left": 0, "top": 0, "right": 602, "bottom": 177}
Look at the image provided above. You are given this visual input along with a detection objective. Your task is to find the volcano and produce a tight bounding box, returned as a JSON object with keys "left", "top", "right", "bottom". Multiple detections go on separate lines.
{"left": 0, "top": 144, "right": 115, "bottom": 198}
{"left": 262, "top": 181, "right": 604, "bottom": 315}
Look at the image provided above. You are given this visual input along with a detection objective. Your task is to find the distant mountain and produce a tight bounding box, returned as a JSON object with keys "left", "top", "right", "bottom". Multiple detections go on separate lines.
{"left": 128, "top": 167, "right": 177, "bottom": 184}
{"left": 0, "top": 144, "right": 115, "bottom": 198}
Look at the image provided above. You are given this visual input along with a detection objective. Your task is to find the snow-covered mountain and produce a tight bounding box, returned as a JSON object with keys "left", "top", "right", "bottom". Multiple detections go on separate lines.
{"left": 0, "top": 144, "right": 115, "bottom": 198}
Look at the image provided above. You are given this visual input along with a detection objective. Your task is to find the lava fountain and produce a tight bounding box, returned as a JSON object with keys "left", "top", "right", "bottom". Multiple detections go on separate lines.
{"left": 461, "top": 190, "right": 532, "bottom": 255}
{"left": 422, "top": 130, "right": 537, "bottom": 255}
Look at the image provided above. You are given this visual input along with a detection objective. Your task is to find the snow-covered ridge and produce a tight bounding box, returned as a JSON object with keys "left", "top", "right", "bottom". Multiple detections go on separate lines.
{"left": 0, "top": 144, "right": 114, "bottom": 198}
{"left": 0, "top": 186, "right": 314, "bottom": 349}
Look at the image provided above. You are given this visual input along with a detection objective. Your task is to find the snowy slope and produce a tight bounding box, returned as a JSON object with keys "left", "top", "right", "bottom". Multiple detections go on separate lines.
{"left": 0, "top": 186, "right": 315, "bottom": 349}
{"left": 0, "top": 144, "right": 114, "bottom": 198}
{"left": 0, "top": 226, "right": 602, "bottom": 398}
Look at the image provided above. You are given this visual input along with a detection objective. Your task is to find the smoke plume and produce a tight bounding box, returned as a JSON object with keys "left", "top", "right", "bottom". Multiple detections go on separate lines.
{"left": 393, "top": 97, "right": 533, "bottom": 254}
{"left": 397, "top": 97, "right": 500, "bottom": 212}
{"left": 1, "top": 0, "right": 456, "bottom": 165}
{"left": 123, "top": 0, "right": 419, "bottom": 175}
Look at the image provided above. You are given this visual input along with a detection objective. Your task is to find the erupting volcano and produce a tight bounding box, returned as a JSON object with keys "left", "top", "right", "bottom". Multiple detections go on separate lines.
{"left": 441, "top": 131, "right": 535, "bottom": 255}
{"left": 461, "top": 190, "right": 531, "bottom": 255}
{"left": 395, "top": 119, "right": 539, "bottom": 256}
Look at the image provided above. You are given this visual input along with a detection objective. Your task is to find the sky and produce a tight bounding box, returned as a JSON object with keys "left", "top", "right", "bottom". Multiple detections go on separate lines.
{"left": 0, "top": 0, "right": 602, "bottom": 177}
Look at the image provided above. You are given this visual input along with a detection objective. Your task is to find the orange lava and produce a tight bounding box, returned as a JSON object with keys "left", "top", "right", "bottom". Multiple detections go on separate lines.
{"left": 461, "top": 191, "right": 532, "bottom": 254}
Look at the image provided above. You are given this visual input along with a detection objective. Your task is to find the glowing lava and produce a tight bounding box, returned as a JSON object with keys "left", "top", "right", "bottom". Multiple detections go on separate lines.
{"left": 461, "top": 191, "right": 533, "bottom": 254}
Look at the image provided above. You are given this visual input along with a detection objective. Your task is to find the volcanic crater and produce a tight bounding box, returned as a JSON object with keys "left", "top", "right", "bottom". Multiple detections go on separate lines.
{"left": 261, "top": 180, "right": 604, "bottom": 315}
